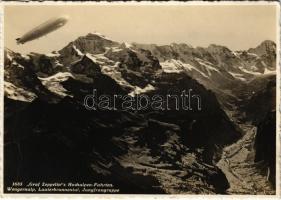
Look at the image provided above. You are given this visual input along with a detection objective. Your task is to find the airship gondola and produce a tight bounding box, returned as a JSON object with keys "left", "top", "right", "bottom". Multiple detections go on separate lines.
{"left": 16, "top": 15, "right": 69, "bottom": 45}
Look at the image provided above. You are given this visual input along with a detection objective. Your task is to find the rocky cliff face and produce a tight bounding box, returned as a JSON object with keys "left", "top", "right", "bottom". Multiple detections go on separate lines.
{"left": 254, "top": 111, "right": 276, "bottom": 186}
{"left": 247, "top": 76, "right": 276, "bottom": 186}
{"left": 4, "top": 33, "right": 276, "bottom": 194}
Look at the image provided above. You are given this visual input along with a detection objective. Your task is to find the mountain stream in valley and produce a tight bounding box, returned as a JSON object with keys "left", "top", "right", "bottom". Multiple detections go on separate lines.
{"left": 217, "top": 122, "right": 275, "bottom": 194}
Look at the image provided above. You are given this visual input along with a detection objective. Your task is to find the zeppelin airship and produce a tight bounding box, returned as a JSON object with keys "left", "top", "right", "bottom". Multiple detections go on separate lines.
{"left": 16, "top": 15, "right": 69, "bottom": 44}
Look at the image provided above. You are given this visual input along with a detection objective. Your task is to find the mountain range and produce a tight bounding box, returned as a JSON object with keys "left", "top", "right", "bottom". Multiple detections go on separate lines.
{"left": 4, "top": 33, "right": 276, "bottom": 194}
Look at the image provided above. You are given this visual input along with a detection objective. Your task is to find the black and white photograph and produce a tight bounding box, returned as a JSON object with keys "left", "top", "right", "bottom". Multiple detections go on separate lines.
{"left": 2, "top": 3, "right": 278, "bottom": 195}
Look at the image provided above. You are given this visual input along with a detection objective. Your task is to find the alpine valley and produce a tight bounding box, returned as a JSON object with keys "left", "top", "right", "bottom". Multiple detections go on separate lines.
{"left": 4, "top": 33, "right": 276, "bottom": 194}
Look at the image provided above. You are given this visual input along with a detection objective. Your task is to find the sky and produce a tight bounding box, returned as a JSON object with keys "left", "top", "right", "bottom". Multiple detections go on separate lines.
{"left": 4, "top": 4, "right": 278, "bottom": 54}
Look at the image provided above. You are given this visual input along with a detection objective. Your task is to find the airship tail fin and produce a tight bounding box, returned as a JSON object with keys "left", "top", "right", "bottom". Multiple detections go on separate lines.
{"left": 16, "top": 38, "right": 21, "bottom": 44}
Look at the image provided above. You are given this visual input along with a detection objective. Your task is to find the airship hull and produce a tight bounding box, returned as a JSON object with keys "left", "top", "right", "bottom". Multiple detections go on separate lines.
{"left": 16, "top": 16, "right": 68, "bottom": 44}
